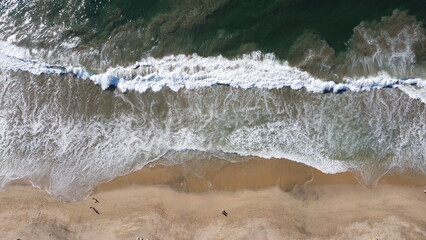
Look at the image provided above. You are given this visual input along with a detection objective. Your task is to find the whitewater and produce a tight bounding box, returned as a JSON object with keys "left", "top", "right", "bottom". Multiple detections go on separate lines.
{"left": 1, "top": 41, "right": 426, "bottom": 102}
{"left": 0, "top": 41, "right": 426, "bottom": 201}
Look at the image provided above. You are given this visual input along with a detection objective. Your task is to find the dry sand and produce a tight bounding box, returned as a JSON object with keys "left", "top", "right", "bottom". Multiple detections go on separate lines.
{"left": 0, "top": 158, "right": 425, "bottom": 240}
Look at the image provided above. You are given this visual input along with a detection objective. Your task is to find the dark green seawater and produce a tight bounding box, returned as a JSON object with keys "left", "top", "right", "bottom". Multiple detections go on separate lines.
{"left": 22, "top": 0, "right": 426, "bottom": 55}
{"left": 1, "top": 0, "right": 426, "bottom": 75}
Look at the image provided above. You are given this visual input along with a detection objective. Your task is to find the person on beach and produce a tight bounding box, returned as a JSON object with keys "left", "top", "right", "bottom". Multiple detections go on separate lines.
{"left": 221, "top": 209, "right": 228, "bottom": 217}
{"left": 90, "top": 206, "right": 100, "bottom": 215}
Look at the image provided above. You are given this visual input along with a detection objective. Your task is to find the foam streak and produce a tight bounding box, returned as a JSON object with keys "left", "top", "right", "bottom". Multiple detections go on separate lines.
{"left": 0, "top": 42, "right": 425, "bottom": 103}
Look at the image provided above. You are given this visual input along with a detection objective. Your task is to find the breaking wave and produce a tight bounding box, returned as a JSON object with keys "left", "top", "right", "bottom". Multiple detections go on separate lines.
{"left": 1, "top": 41, "right": 425, "bottom": 103}
{"left": 0, "top": 46, "right": 425, "bottom": 201}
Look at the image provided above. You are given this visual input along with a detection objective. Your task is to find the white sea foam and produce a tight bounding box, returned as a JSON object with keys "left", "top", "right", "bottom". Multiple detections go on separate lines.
{"left": 1, "top": 42, "right": 426, "bottom": 201}
{"left": 88, "top": 53, "right": 426, "bottom": 97}
{"left": 0, "top": 41, "right": 425, "bottom": 102}
{"left": 223, "top": 121, "right": 353, "bottom": 174}
{"left": 1, "top": 46, "right": 426, "bottom": 106}
{"left": 60, "top": 36, "right": 81, "bottom": 49}
{"left": 0, "top": 41, "right": 68, "bottom": 75}
{"left": 395, "top": 85, "right": 426, "bottom": 104}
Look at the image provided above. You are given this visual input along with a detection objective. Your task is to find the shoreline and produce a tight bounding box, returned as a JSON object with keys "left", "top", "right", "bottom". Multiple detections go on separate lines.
{"left": 1, "top": 157, "right": 426, "bottom": 239}
{"left": 94, "top": 157, "right": 426, "bottom": 193}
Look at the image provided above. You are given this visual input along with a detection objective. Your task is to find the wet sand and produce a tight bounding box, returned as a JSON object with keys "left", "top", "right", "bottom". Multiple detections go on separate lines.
{"left": 0, "top": 158, "right": 425, "bottom": 240}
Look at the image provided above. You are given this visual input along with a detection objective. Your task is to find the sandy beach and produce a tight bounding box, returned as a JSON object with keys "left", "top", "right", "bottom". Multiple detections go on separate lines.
{"left": 1, "top": 158, "right": 425, "bottom": 240}
{"left": 2, "top": 1, "right": 426, "bottom": 240}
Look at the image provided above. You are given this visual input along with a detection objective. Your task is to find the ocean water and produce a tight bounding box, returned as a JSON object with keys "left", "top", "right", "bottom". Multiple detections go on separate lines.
{"left": 0, "top": 0, "right": 425, "bottom": 201}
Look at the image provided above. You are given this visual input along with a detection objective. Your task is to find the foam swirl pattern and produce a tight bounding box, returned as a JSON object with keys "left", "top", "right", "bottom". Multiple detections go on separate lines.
{"left": 0, "top": 51, "right": 425, "bottom": 200}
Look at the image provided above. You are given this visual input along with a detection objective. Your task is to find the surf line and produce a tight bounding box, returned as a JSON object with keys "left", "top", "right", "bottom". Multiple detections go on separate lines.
{"left": 1, "top": 52, "right": 425, "bottom": 96}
